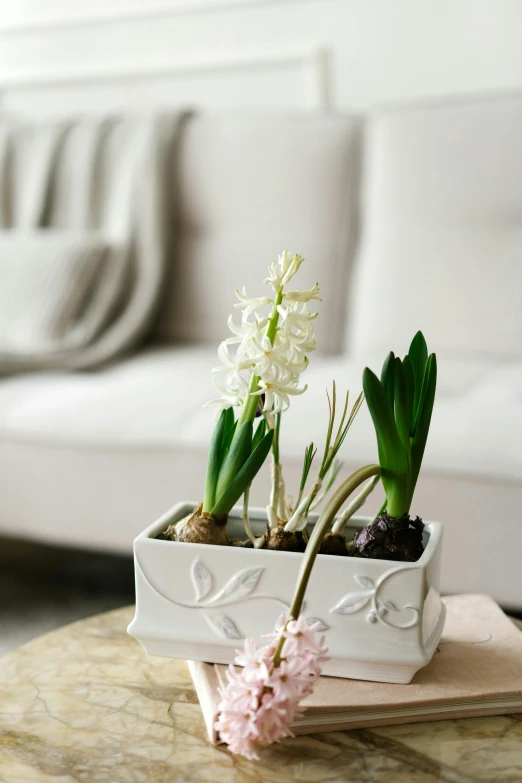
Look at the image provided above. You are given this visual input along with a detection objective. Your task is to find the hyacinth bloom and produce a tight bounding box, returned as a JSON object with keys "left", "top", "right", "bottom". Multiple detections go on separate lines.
{"left": 215, "top": 616, "right": 329, "bottom": 760}
{"left": 207, "top": 250, "right": 320, "bottom": 416}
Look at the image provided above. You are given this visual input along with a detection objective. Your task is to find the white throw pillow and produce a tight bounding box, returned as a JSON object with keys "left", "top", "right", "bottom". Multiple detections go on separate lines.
{"left": 0, "top": 232, "right": 113, "bottom": 358}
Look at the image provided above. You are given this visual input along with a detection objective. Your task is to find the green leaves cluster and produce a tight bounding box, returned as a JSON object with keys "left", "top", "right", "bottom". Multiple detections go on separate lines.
{"left": 299, "top": 442, "right": 317, "bottom": 495}
{"left": 362, "top": 331, "right": 437, "bottom": 519}
{"left": 202, "top": 408, "right": 274, "bottom": 519}
{"left": 319, "top": 383, "right": 364, "bottom": 479}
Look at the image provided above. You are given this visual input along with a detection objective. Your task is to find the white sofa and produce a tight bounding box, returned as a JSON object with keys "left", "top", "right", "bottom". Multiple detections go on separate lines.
{"left": 1, "top": 96, "right": 521, "bottom": 607}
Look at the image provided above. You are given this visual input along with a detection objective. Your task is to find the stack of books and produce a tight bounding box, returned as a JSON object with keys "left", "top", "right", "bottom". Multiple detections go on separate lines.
{"left": 188, "top": 594, "right": 522, "bottom": 744}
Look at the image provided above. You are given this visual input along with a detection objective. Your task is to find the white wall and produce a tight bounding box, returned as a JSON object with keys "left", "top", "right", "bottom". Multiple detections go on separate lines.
{"left": 0, "top": 0, "right": 521, "bottom": 117}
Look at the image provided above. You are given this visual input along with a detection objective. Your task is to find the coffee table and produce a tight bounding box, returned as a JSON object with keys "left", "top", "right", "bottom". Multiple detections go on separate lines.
{"left": 1, "top": 607, "right": 521, "bottom": 782}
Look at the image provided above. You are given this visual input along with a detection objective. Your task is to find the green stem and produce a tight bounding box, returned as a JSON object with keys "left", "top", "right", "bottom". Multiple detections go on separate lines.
{"left": 273, "top": 464, "right": 380, "bottom": 665}
{"left": 242, "top": 486, "right": 256, "bottom": 545}
{"left": 386, "top": 498, "right": 407, "bottom": 519}
{"left": 237, "top": 374, "right": 262, "bottom": 429}
{"left": 273, "top": 412, "right": 281, "bottom": 463}
{"left": 290, "top": 464, "right": 380, "bottom": 618}
{"left": 293, "top": 489, "right": 303, "bottom": 514}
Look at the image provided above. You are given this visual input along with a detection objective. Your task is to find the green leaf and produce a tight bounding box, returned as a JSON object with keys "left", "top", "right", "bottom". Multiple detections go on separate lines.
{"left": 202, "top": 409, "right": 228, "bottom": 514}
{"left": 411, "top": 350, "right": 432, "bottom": 439}
{"left": 322, "top": 391, "right": 363, "bottom": 474}
{"left": 363, "top": 367, "right": 410, "bottom": 518}
{"left": 402, "top": 354, "right": 415, "bottom": 427}
{"left": 393, "top": 358, "right": 412, "bottom": 459}
{"left": 252, "top": 417, "right": 266, "bottom": 451}
{"left": 381, "top": 351, "right": 395, "bottom": 414}
{"left": 299, "top": 442, "right": 316, "bottom": 492}
{"left": 409, "top": 331, "right": 428, "bottom": 416}
{"left": 221, "top": 407, "right": 236, "bottom": 456}
{"left": 215, "top": 420, "right": 253, "bottom": 500}
{"left": 212, "top": 429, "right": 274, "bottom": 517}
{"left": 410, "top": 353, "right": 437, "bottom": 498}
{"left": 320, "top": 383, "right": 337, "bottom": 475}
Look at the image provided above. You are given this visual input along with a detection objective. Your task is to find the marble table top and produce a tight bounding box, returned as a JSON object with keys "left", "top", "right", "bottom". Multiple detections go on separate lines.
{"left": 1, "top": 607, "right": 521, "bottom": 783}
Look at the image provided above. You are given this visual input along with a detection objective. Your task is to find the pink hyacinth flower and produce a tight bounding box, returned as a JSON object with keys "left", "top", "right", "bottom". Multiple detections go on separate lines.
{"left": 215, "top": 616, "right": 329, "bottom": 760}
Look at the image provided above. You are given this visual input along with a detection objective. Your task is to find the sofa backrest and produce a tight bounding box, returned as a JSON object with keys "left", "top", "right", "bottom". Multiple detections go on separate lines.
{"left": 153, "top": 113, "right": 362, "bottom": 354}
{"left": 348, "top": 95, "right": 522, "bottom": 360}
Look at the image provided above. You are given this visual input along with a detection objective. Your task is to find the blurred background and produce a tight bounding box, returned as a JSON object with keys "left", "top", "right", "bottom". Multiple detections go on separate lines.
{"left": 1, "top": 0, "right": 521, "bottom": 654}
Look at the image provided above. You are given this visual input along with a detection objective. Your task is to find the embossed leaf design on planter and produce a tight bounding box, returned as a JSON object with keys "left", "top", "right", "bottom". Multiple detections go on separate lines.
{"left": 329, "top": 567, "right": 420, "bottom": 629}
{"left": 191, "top": 559, "right": 213, "bottom": 602}
{"left": 204, "top": 612, "right": 243, "bottom": 640}
{"left": 207, "top": 567, "right": 265, "bottom": 605}
{"left": 136, "top": 555, "right": 329, "bottom": 641}
{"left": 274, "top": 614, "right": 330, "bottom": 633}
{"left": 306, "top": 617, "right": 330, "bottom": 632}
{"left": 331, "top": 592, "right": 372, "bottom": 615}
{"left": 355, "top": 575, "right": 375, "bottom": 589}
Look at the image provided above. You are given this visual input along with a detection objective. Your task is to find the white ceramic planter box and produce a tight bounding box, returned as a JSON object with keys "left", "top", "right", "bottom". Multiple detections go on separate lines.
{"left": 128, "top": 502, "right": 445, "bottom": 684}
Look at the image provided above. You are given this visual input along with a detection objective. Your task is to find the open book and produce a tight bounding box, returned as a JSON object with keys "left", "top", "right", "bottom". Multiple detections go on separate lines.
{"left": 188, "top": 594, "right": 522, "bottom": 743}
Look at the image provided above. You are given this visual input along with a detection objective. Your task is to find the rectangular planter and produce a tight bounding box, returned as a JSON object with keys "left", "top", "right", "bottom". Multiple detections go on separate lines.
{"left": 128, "top": 502, "right": 445, "bottom": 684}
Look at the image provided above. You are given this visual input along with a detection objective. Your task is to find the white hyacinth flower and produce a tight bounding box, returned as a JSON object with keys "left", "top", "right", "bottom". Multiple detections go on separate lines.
{"left": 251, "top": 370, "right": 307, "bottom": 414}
{"left": 283, "top": 283, "right": 321, "bottom": 303}
{"left": 234, "top": 287, "right": 273, "bottom": 314}
{"left": 246, "top": 334, "right": 306, "bottom": 377}
{"left": 227, "top": 312, "right": 269, "bottom": 339}
{"left": 207, "top": 251, "right": 318, "bottom": 416}
{"left": 278, "top": 302, "right": 317, "bottom": 354}
{"left": 206, "top": 370, "right": 249, "bottom": 413}
{"left": 265, "top": 250, "right": 305, "bottom": 291}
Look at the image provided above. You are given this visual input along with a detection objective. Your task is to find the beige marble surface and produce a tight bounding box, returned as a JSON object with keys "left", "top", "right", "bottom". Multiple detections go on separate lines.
{"left": 0, "top": 608, "right": 521, "bottom": 783}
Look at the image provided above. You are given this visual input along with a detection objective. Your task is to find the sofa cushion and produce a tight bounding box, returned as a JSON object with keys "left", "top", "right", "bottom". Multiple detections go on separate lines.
{"left": 154, "top": 113, "right": 362, "bottom": 354}
{"left": 0, "top": 346, "right": 217, "bottom": 449}
{"left": 0, "top": 114, "right": 185, "bottom": 370}
{"left": 0, "top": 232, "right": 111, "bottom": 358}
{"left": 348, "top": 96, "right": 522, "bottom": 360}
